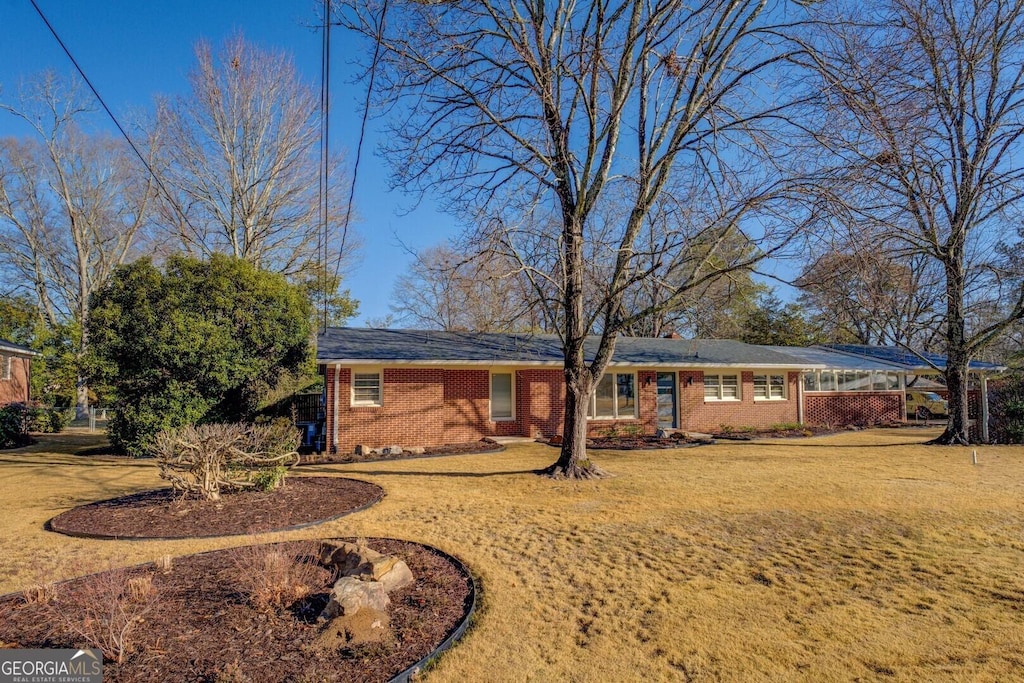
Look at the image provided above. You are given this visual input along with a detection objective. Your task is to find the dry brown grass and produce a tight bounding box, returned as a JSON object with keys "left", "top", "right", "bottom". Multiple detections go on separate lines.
{"left": 3, "top": 427, "right": 1024, "bottom": 681}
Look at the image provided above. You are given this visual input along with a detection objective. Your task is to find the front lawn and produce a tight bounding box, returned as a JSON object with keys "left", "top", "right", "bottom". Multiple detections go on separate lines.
{"left": 2, "top": 427, "right": 1023, "bottom": 681}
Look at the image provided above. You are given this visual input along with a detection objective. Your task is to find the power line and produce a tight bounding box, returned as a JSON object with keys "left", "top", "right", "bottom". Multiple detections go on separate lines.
{"left": 331, "top": 0, "right": 389, "bottom": 287}
{"left": 27, "top": 0, "right": 199, "bottom": 238}
{"left": 319, "top": 0, "right": 331, "bottom": 331}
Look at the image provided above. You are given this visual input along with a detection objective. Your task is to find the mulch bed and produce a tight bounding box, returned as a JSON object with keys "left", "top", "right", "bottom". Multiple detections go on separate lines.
{"left": 0, "top": 538, "right": 475, "bottom": 683}
{"left": 584, "top": 436, "right": 713, "bottom": 450}
{"left": 47, "top": 477, "right": 384, "bottom": 540}
{"left": 712, "top": 425, "right": 840, "bottom": 440}
{"left": 300, "top": 438, "right": 503, "bottom": 466}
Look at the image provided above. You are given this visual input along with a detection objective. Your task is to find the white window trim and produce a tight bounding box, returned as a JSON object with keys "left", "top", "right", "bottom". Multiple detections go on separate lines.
{"left": 588, "top": 371, "right": 638, "bottom": 420}
{"left": 489, "top": 369, "right": 516, "bottom": 422}
{"left": 351, "top": 367, "right": 383, "bottom": 407}
{"left": 753, "top": 374, "right": 787, "bottom": 401}
{"left": 703, "top": 373, "right": 741, "bottom": 402}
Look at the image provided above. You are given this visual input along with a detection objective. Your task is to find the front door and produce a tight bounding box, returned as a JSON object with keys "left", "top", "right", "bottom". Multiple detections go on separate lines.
{"left": 657, "top": 372, "right": 677, "bottom": 430}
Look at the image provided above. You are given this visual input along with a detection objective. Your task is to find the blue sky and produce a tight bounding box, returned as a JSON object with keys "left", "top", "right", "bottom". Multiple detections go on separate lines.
{"left": 0, "top": 0, "right": 455, "bottom": 324}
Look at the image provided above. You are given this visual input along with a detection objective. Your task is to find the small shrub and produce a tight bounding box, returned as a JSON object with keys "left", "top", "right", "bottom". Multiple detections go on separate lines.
{"left": 154, "top": 420, "right": 300, "bottom": 500}
{"left": 769, "top": 422, "right": 803, "bottom": 433}
{"left": 25, "top": 404, "right": 75, "bottom": 434}
{"left": 718, "top": 424, "right": 734, "bottom": 434}
{"left": 0, "top": 404, "right": 30, "bottom": 449}
{"left": 622, "top": 424, "right": 643, "bottom": 436}
{"left": 738, "top": 425, "right": 758, "bottom": 433}
{"left": 48, "top": 567, "right": 160, "bottom": 664}
{"left": 227, "top": 540, "right": 324, "bottom": 612}
{"left": 252, "top": 465, "right": 289, "bottom": 492}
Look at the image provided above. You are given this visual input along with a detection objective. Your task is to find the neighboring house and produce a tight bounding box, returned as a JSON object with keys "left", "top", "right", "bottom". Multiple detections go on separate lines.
{"left": 0, "top": 339, "right": 39, "bottom": 406}
{"left": 316, "top": 328, "right": 1007, "bottom": 452}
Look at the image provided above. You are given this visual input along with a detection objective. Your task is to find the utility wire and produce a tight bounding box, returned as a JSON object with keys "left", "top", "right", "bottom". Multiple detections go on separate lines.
{"left": 331, "top": 0, "right": 389, "bottom": 286}
{"left": 27, "top": 0, "right": 200, "bottom": 238}
{"left": 319, "top": 0, "right": 331, "bottom": 332}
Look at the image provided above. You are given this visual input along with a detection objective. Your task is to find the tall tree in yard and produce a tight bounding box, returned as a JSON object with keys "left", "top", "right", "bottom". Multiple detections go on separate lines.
{"left": 155, "top": 35, "right": 350, "bottom": 277}
{"left": 803, "top": 0, "right": 1024, "bottom": 444}
{"left": 339, "top": 0, "right": 812, "bottom": 477}
{"left": 0, "top": 73, "right": 158, "bottom": 417}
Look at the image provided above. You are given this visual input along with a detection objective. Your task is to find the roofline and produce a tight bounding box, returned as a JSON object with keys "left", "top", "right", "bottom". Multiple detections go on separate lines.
{"left": 0, "top": 342, "right": 40, "bottom": 357}
{"left": 316, "top": 358, "right": 821, "bottom": 370}
{"left": 817, "top": 345, "right": 1008, "bottom": 373}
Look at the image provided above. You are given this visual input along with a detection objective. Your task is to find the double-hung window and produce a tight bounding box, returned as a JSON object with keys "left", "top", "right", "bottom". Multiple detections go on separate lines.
{"left": 351, "top": 370, "right": 382, "bottom": 406}
{"left": 490, "top": 372, "right": 514, "bottom": 421}
{"left": 704, "top": 374, "right": 740, "bottom": 401}
{"left": 588, "top": 372, "right": 636, "bottom": 419}
{"left": 754, "top": 374, "right": 786, "bottom": 400}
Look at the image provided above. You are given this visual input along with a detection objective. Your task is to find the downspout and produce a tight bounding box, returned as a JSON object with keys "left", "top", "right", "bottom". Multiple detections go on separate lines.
{"left": 796, "top": 371, "right": 804, "bottom": 425}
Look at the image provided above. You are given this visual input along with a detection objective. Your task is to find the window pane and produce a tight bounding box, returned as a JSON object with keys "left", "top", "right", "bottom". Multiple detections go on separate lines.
{"left": 704, "top": 375, "right": 720, "bottom": 399}
{"left": 353, "top": 373, "right": 381, "bottom": 403}
{"left": 721, "top": 375, "right": 739, "bottom": 399}
{"left": 616, "top": 374, "right": 635, "bottom": 417}
{"left": 770, "top": 375, "right": 785, "bottom": 398}
{"left": 804, "top": 372, "right": 819, "bottom": 392}
{"left": 820, "top": 371, "right": 836, "bottom": 392}
{"left": 887, "top": 373, "right": 901, "bottom": 390}
{"left": 491, "top": 373, "right": 513, "bottom": 419}
{"left": 753, "top": 375, "right": 768, "bottom": 398}
{"left": 594, "top": 374, "right": 615, "bottom": 417}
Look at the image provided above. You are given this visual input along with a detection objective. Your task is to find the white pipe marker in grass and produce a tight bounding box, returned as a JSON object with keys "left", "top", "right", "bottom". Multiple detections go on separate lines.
{"left": 972, "top": 450, "right": 978, "bottom": 465}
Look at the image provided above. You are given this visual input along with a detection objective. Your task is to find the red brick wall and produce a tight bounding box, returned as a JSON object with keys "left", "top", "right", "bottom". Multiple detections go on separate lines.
{"left": 0, "top": 355, "right": 31, "bottom": 406}
{"left": 803, "top": 392, "right": 903, "bottom": 426}
{"left": 325, "top": 365, "right": 813, "bottom": 450}
{"left": 676, "top": 370, "right": 800, "bottom": 433}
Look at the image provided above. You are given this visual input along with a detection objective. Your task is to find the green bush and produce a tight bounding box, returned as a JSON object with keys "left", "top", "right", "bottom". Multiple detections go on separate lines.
{"left": 989, "top": 375, "right": 1024, "bottom": 444}
{"left": 0, "top": 404, "right": 31, "bottom": 449}
{"left": 25, "top": 405, "right": 74, "bottom": 433}
{"left": 87, "top": 255, "right": 311, "bottom": 457}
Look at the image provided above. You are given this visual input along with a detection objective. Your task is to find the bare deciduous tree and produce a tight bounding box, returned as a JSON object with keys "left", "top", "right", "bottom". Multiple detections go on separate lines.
{"left": 156, "top": 35, "right": 348, "bottom": 276}
{"left": 0, "top": 73, "right": 158, "bottom": 417}
{"left": 391, "top": 242, "right": 553, "bottom": 332}
{"left": 796, "top": 246, "right": 945, "bottom": 348}
{"left": 804, "top": 0, "right": 1024, "bottom": 444}
{"left": 340, "top": 0, "right": 811, "bottom": 477}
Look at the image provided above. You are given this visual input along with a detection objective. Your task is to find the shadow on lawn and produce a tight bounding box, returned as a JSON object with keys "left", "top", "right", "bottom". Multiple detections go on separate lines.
{"left": 335, "top": 468, "right": 538, "bottom": 478}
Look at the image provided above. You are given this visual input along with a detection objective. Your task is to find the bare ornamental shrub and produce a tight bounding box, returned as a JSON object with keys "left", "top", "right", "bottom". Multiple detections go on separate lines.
{"left": 154, "top": 421, "right": 300, "bottom": 501}
{"left": 227, "top": 540, "right": 325, "bottom": 613}
{"left": 49, "top": 568, "right": 160, "bottom": 664}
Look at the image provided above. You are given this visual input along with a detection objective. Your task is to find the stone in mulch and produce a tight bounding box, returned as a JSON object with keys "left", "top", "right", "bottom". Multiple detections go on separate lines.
{"left": 46, "top": 476, "right": 384, "bottom": 539}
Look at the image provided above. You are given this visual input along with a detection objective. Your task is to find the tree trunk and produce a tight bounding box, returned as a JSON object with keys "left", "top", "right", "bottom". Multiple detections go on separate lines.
{"left": 540, "top": 362, "right": 605, "bottom": 479}
{"left": 76, "top": 376, "right": 89, "bottom": 421}
{"left": 930, "top": 260, "right": 970, "bottom": 445}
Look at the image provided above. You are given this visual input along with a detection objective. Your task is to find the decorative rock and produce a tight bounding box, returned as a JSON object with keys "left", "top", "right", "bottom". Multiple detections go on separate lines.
{"left": 376, "top": 560, "right": 415, "bottom": 593}
{"left": 354, "top": 444, "right": 370, "bottom": 456}
{"left": 383, "top": 445, "right": 403, "bottom": 456}
{"left": 406, "top": 446, "right": 426, "bottom": 455}
{"left": 319, "top": 576, "right": 390, "bottom": 620}
{"left": 314, "top": 607, "right": 392, "bottom": 649}
{"left": 655, "top": 428, "right": 670, "bottom": 439}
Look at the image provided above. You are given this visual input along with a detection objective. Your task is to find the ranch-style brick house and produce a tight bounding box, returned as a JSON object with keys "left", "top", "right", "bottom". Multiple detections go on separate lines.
{"left": 0, "top": 339, "right": 38, "bottom": 406}
{"left": 317, "top": 328, "right": 1005, "bottom": 453}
